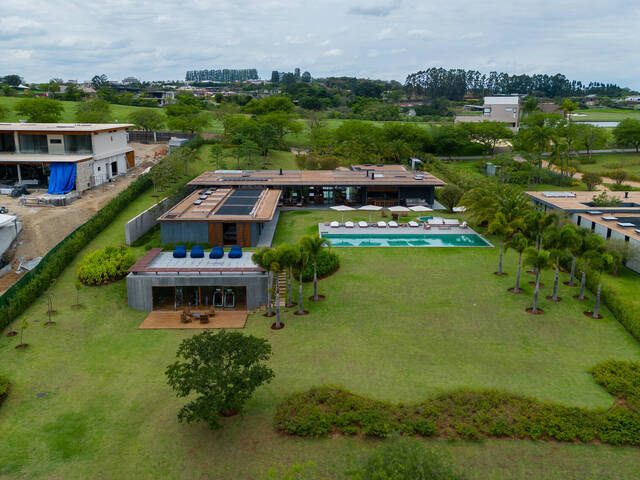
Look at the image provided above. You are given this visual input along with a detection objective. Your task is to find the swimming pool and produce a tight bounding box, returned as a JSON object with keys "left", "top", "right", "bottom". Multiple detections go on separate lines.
{"left": 321, "top": 233, "right": 491, "bottom": 247}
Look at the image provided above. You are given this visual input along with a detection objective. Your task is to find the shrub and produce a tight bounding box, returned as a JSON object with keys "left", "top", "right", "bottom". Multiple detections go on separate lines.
{"left": 348, "top": 437, "right": 466, "bottom": 480}
{"left": 77, "top": 247, "right": 136, "bottom": 286}
{"left": 0, "top": 375, "right": 9, "bottom": 406}
{"left": 300, "top": 250, "right": 339, "bottom": 282}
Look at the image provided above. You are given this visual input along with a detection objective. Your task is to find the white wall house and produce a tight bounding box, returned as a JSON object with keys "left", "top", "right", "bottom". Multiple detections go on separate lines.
{"left": 455, "top": 96, "right": 521, "bottom": 130}
{"left": 0, "top": 123, "right": 135, "bottom": 194}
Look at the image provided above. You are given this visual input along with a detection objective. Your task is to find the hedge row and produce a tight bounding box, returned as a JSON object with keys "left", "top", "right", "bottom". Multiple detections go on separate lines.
{"left": 0, "top": 135, "right": 203, "bottom": 331}
{"left": 275, "top": 361, "right": 640, "bottom": 446}
{"left": 586, "top": 272, "right": 640, "bottom": 343}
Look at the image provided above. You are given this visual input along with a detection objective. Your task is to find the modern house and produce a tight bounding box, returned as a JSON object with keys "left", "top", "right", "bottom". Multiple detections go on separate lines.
{"left": 0, "top": 123, "right": 135, "bottom": 194}
{"left": 158, "top": 188, "right": 281, "bottom": 247}
{"left": 126, "top": 248, "right": 267, "bottom": 312}
{"left": 526, "top": 191, "right": 640, "bottom": 273}
{"left": 455, "top": 96, "right": 521, "bottom": 130}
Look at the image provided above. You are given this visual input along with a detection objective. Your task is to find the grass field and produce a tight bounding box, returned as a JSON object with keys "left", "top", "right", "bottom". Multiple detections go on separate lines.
{"left": 195, "top": 144, "right": 298, "bottom": 171}
{"left": 1, "top": 199, "right": 640, "bottom": 478}
{"left": 572, "top": 108, "right": 640, "bottom": 122}
{"left": 0, "top": 96, "right": 224, "bottom": 132}
{"left": 574, "top": 153, "right": 640, "bottom": 180}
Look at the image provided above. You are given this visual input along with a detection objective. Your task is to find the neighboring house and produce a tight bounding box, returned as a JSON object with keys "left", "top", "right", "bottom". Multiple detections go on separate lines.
{"left": 0, "top": 123, "right": 135, "bottom": 194}
{"left": 539, "top": 102, "right": 563, "bottom": 115}
{"left": 146, "top": 90, "right": 175, "bottom": 106}
{"left": 526, "top": 190, "right": 640, "bottom": 274}
{"left": 455, "top": 96, "right": 521, "bottom": 129}
{"left": 584, "top": 94, "right": 599, "bottom": 106}
{"left": 623, "top": 95, "right": 640, "bottom": 103}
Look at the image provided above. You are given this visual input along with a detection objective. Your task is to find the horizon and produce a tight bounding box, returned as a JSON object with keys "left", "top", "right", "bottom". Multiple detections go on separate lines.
{"left": 1, "top": 0, "right": 639, "bottom": 89}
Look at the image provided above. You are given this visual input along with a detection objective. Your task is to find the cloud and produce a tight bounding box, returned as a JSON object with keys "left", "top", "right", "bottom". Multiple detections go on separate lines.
{"left": 323, "top": 49, "right": 343, "bottom": 57}
{"left": 377, "top": 28, "right": 394, "bottom": 40}
{"left": 0, "top": 17, "right": 43, "bottom": 39}
{"left": 407, "top": 29, "right": 432, "bottom": 38}
{"left": 349, "top": 0, "right": 401, "bottom": 17}
{"left": 318, "top": 40, "right": 330, "bottom": 46}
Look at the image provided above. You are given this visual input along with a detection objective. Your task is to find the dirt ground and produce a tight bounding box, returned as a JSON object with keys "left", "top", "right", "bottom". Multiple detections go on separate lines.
{"left": 0, "top": 142, "right": 167, "bottom": 294}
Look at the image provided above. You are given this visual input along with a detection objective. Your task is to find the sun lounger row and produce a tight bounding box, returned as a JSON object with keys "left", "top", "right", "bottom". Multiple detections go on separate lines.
{"left": 328, "top": 220, "right": 467, "bottom": 229}
{"left": 172, "top": 245, "right": 243, "bottom": 259}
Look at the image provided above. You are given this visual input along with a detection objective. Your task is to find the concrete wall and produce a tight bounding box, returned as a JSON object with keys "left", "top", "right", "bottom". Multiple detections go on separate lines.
{"left": 91, "top": 130, "right": 129, "bottom": 157}
{"left": 126, "top": 272, "right": 268, "bottom": 311}
{"left": 125, "top": 197, "right": 173, "bottom": 245}
{"left": 92, "top": 153, "right": 127, "bottom": 185}
{"left": 75, "top": 160, "right": 94, "bottom": 192}
{"left": 161, "top": 221, "right": 209, "bottom": 244}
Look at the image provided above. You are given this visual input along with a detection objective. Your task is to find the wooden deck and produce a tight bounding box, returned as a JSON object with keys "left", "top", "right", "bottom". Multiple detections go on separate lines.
{"left": 139, "top": 310, "right": 248, "bottom": 330}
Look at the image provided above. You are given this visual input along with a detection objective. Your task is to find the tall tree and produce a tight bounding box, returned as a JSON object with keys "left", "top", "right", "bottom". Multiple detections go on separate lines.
{"left": 129, "top": 109, "right": 166, "bottom": 132}
{"left": 14, "top": 97, "right": 63, "bottom": 122}
{"left": 488, "top": 212, "right": 522, "bottom": 276}
{"left": 91, "top": 74, "right": 109, "bottom": 90}
{"left": 300, "top": 235, "right": 330, "bottom": 302}
{"left": 560, "top": 224, "right": 582, "bottom": 286}
{"left": 252, "top": 247, "right": 274, "bottom": 317}
{"left": 293, "top": 245, "right": 310, "bottom": 315}
{"left": 75, "top": 98, "right": 113, "bottom": 123}
{"left": 524, "top": 247, "right": 551, "bottom": 314}
{"left": 505, "top": 233, "right": 529, "bottom": 293}
{"left": 613, "top": 118, "right": 640, "bottom": 152}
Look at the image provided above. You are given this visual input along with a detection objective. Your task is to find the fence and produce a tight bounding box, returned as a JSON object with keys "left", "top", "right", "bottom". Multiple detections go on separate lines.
{"left": 128, "top": 130, "right": 197, "bottom": 143}
{"left": 124, "top": 197, "right": 172, "bottom": 245}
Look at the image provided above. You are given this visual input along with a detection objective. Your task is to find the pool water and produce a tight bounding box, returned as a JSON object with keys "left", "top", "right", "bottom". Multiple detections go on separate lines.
{"left": 321, "top": 233, "right": 491, "bottom": 247}
{"left": 417, "top": 216, "right": 434, "bottom": 222}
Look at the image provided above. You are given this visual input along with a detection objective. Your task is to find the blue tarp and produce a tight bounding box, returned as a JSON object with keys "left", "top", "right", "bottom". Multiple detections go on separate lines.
{"left": 47, "top": 163, "right": 76, "bottom": 194}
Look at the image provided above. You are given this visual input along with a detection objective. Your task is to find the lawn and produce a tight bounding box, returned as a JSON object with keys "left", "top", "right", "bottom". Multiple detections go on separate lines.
{"left": 574, "top": 153, "right": 640, "bottom": 181}
{"left": 572, "top": 108, "right": 640, "bottom": 122}
{"left": 196, "top": 145, "right": 298, "bottom": 171}
{"left": 1, "top": 200, "right": 640, "bottom": 478}
{"left": 0, "top": 96, "right": 224, "bottom": 132}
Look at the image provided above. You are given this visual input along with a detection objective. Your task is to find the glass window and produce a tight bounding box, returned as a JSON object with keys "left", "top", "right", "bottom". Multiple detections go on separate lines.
{"left": 152, "top": 287, "right": 176, "bottom": 310}
{"left": 65, "top": 135, "right": 92, "bottom": 154}
{"left": 0, "top": 133, "right": 15, "bottom": 152}
{"left": 18, "top": 134, "right": 48, "bottom": 153}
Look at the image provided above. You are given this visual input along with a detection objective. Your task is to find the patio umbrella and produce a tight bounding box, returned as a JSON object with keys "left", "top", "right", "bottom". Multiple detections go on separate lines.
{"left": 330, "top": 205, "right": 355, "bottom": 222}
{"left": 387, "top": 206, "right": 411, "bottom": 213}
{"left": 358, "top": 204, "right": 382, "bottom": 222}
{"left": 409, "top": 206, "right": 433, "bottom": 212}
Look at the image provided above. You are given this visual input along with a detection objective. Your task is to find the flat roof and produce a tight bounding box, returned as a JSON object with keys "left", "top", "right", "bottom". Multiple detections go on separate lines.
{"left": 0, "top": 123, "right": 134, "bottom": 134}
{"left": 526, "top": 191, "right": 640, "bottom": 213}
{"left": 129, "top": 248, "right": 264, "bottom": 273}
{"left": 484, "top": 96, "right": 519, "bottom": 105}
{"left": 189, "top": 164, "right": 445, "bottom": 188}
{"left": 158, "top": 188, "right": 281, "bottom": 223}
{"left": 0, "top": 153, "right": 92, "bottom": 164}
{"left": 580, "top": 213, "right": 640, "bottom": 242}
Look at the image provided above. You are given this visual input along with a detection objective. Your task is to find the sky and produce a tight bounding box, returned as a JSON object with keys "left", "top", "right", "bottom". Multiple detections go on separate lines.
{"left": 1, "top": 0, "right": 639, "bottom": 89}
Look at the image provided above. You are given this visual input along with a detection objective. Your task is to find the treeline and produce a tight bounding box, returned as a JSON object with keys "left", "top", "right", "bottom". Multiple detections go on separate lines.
{"left": 405, "top": 67, "right": 626, "bottom": 100}
{"left": 185, "top": 69, "right": 259, "bottom": 82}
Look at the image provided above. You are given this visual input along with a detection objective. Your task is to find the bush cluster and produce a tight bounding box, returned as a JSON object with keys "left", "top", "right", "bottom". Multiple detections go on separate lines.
{"left": 77, "top": 246, "right": 136, "bottom": 286}
{"left": 0, "top": 375, "right": 9, "bottom": 406}
{"left": 0, "top": 136, "right": 202, "bottom": 331}
{"left": 300, "top": 250, "right": 340, "bottom": 282}
{"left": 275, "top": 361, "right": 640, "bottom": 446}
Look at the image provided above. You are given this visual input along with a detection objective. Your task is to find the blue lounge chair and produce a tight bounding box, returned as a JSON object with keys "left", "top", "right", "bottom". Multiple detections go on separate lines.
{"left": 209, "top": 246, "right": 224, "bottom": 259}
{"left": 173, "top": 245, "right": 186, "bottom": 258}
{"left": 190, "top": 245, "right": 204, "bottom": 258}
{"left": 228, "top": 246, "right": 243, "bottom": 258}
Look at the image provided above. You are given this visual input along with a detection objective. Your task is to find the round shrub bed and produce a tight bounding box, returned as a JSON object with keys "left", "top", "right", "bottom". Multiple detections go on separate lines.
{"left": 77, "top": 246, "right": 135, "bottom": 286}
{"left": 300, "top": 250, "right": 340, "bottom": 282}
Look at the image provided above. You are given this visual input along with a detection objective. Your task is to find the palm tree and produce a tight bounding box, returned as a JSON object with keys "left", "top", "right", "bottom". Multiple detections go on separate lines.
{"left": 519, "top": 96, "right": 539, "bottom": 126}
{"left": 252, "top": 247, "right": 274, "bottom": 317}
{"left": 584, "top": 250, "right": 612, "bottom": 319}
{"left": 542, "top": 225, "right": 563, "bottom": 302}
{"left": 488, "top": 212, "right": 522, "bottom": 276}
{"left": 300, "top": 235, "right": 330, "bottom": 301}
{"left": 461, "top": 183, "right": 531, "bottom": 227}
{"left": 523, "top": 211, "right": 557, "bottom": 252}
{"left": 293, "top": 246, "right": 310, "bottom": 316}
{"left": 560, "top": 224, "right": 582, "bottom": 286}
{"left": 576, "top": 234, "right": 606, "bottom": 301}
{"left": 524, "top": 247, "right": 551, "bottom": 314}
{"left": 505, "top": 233, "right": 528, "bottom": 293}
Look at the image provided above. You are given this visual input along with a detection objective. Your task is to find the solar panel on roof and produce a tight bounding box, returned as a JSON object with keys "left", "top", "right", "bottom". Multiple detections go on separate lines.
{"left": 216, "top": 205, "right": 254, "bottom": 216}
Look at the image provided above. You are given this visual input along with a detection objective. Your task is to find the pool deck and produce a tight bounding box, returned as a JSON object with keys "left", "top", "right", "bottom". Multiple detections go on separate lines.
{"left": 318, "top": 223, "right": 493, "bottom": 247}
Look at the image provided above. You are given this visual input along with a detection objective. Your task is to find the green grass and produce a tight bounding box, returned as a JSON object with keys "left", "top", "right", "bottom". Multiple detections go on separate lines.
{"left": 196, "top": 145, "right": 298, "bottom": 171}
{"left": 2, "top": 203, "right": 640, "bottom": 478}
{"left": 574, "top": 153, "right": 640, "bottom": 180}
{"left": 573, "top": 108, "right": 640, "bottom": 122}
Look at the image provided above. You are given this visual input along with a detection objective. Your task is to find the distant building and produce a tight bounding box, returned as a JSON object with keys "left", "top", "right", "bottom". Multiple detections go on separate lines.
{"left": 623, "top": 95, "right": 640, "bottom": 103}
{"left": 0, "top": 123, "right": 135, "bottom": 194}
{"left": 455, "top": 96, "right": 520, "bottom": 130}
{"left": 146, "top": 90, "right": 175, "bottom": 106}
{"left": 122, "top": 76, "right": 140, "bottom": 85}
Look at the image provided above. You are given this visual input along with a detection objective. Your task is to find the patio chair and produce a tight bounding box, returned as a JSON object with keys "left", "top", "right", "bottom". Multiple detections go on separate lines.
{"left": 173, "top": 245, "right": 187, "bottom": 258}
{"left": 388, "top": 221, "right": 398, "bottom": 228}
{"left": 423, "top": 223, "right": 431, "bottom": 230}
{"left": 207, "top": 307, "right": 216, "bottom": 318}
{"left": 461, "top": 221, "right": 468, "bottom": 229}
{"left": 190, "top": 245, "right": 204, "bottom": 258}
{"left": 377, "top": 221, "right": 387, "bottom": 228}
{"left": 228, "top": 246, "right": 243, "bottom": 258}
{"left": 358, "top": 221, "right": 368, "bottom": 228}
{"left": 209, "top": 246, "right": 224, "bottom": 259}
{"left": 345, "top": 221, "right": 355, "bottom": 228}
{"left": 330, "top": 221, "right": 340, "bottom": 228}
{"left": 408, "top": 221, "right": 419, "bottom": 228}
{"left": 199, "top": 314, "right": 210, "bottom": 324}
{"left": 180, "top": 310, "right": 191, "bottom": 323}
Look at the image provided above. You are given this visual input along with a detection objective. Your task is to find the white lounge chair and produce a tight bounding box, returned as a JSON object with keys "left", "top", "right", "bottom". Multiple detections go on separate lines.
{"left": 345, "top": 221, "right": 355, "bottom": 228}
{"left": 377, "top": 221, "right": 387, "bottom": 228}
{"left": 444, "top": 219, "right": 460, "bottom": 225}
{"left": 408, "top": 221, "right": 419, "bottom": 228}
{"left": 358, "top": 221, "right": 368, "bottom": 228}
{"left": 330, "top": 221, "right": 340, "bottom": 228}
{"left": 388, "top": 221, "right": 398, "bottom": 228}
{"left": 461, "top": 221, "right": 468, "bottom": 229}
